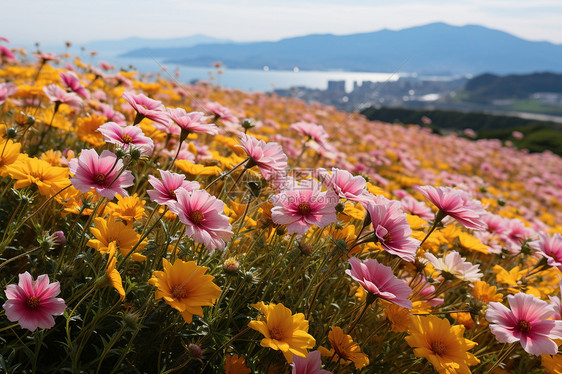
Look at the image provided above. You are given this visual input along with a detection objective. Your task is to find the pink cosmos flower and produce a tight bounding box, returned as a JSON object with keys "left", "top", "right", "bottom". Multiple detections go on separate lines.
{"left": 290, "top": 121, "right": 329, "bottom": 145}
{"left": 98, "top": 122, "right": 154, "bottom": 156}
{"left": 0, "top": 82, "right": 17, "bottom": 105}
{"left": 43, "top": 84, "right": 82, "bottom": 110}
{"left": 424, "top": 251, "right": 483, "bottom": 282}
{"left": 168, "top": 188, "right": 233, "bottom": 251}
{"left": 0, "top": 45, "right": 16, "bottom": 63}
{"left": 0, "top": 36, "right": 9, "bottom": 43}
{"left": 362, "top": 196, "right": 420, "bottom": 262}
{"left": 346, "top": 257, "right": 413, "bottom": 308}
{"left": 417, "top": 185, "right": 487, "bottom": 230}
{"left": 291, "top": 350, "right": 331, "bottom": 374}
{"left": 238, "top": 134, "right": 288, "bottom": 180}
{"left": 3, "top": 272, "right": 66, "bottom": 332}
{"left": 529, "top": 232, "right": 562, "bottom": 271}
{"left": 271, "top": 182, "right": 338, "bottom": 235}
{"left": 486, "top": 293, "right": 562, "bottom": 355}
{"left": 549, "top": 278, "right": 562, "bottom": 320}
{"left": 99, "top": 61, "right": 114, "bottom": 71}
{"left": 317, "top": 167, "right": 369, "bottom": 202}
{"left": 400, "top": 196, "right": 434, "bottom": 221}
{"left": 69, "top": 149, "right": 134, "bottom": 199}
{"left": 94, "top": 103, "right": 127, "bottom": 125}
{"left": 122, "top": 91, "right": 170, "bottom": 127}
{"left": 59, "top": 71, "right": 89, "bottom": 99}
{"left": 147, "top": 170, "right": 200, "bottom": 206}
{"left": 502, "top": 218, "right": 533, "bottom": 254}
{"left": 166, "top": 108, "right": 217, "bottom": 135}
{"left": 33, "top": 52, "right": 60, "bottom": 63}
{"left": 205, "top": 101, "right": 238, "bottom": 123}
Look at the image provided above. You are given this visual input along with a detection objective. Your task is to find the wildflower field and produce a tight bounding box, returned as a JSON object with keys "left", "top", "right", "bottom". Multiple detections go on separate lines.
{"left": 1, "top": 38, "right": 562, "bottom": 373}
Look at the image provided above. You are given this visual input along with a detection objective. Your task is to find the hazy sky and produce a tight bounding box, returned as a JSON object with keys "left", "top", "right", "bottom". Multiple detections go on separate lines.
{"left": 3, "top": 0, "right": 562, "bottom": 46}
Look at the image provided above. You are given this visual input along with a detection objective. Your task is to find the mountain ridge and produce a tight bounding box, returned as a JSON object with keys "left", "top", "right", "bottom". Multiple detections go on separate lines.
{"left": 118, "top": 23, "right": 562, "bottom": 75}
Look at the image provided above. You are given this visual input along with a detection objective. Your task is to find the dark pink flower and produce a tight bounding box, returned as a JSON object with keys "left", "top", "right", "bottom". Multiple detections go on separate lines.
{"left": 99, "top": 61, "right": 114, "bottom": 71}
{"left": 43, "top": 84, "right": 82, "bottom": 110}
{"left": 59, "top": 71, "right": 89, "bottom": 99}
{"left": 346, "top": 257, "right": 412, "bottom": 309}
{"left": 122, "top": 91, "right": 170, "bottom": 127}
{"left": 69, "top": 149, "right": 134, "bottom": 199}
{"left": 2, "top": 272, "right": 66, "bottom": 332}
{"left": 317, "top": 167, "right": 368, "bottom": 202}
{"left": 486, "top": 293, "right": 562, "bottom": 355}
{"left": 0, "top": 45, "right": 16, "bottom": 63}
{"left": 417, "top": 185, "right": 487, "bottom": 230}
{"left": 238, "top": 134, "right": 288, "bottom": 180}
{"left": 271, "top": 182, "right": 338, "bottom": 235}
{"left": 147, "top": 170, "right": 200, "bottom": 206}
{"left": 362, "top": 196, "right": 420, "bottom": 262}
{"left": 98, "top": 122, "right": 154, "bottom": 156}
{"left": 0, "top": 82, "right": 17, "bottom": 105}
{"left": 530, "top": 232, "right": 562, "bottom": 271}
{"left": 166, "top": 108, "right": 217, "bottom": 135}
{"left": 168, "top": 188, "right": 233, "bottom": 251}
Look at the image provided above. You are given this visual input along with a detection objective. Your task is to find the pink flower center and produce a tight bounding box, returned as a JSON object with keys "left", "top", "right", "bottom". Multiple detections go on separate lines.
{"left": 430, "top": 340, "right": 447, "bottom": 356}
{"left": 94, "top": 172, "right": 107, "bottom": 185}
{"left": 383, "top": 232, "right": 393, "bottom": 242}
{"left": 190, "top": 210, "right": 205, "bottom": 225}
{"left": 297, "top": 202, "right": 312, "bottom": 216}
{"left": 169, "top": 189, "right": 177, "bottom": 199}
{"left": 26, "top": 296, "right": 41, "bottom": 311}
{"left": 121, "top": 134, "right": 133, "bottom": 144}
{"left": 516, "top": 320, "right": 531, "bottom": 333}
{"left": 170, "top": 284, "right": 188, "bottom": 299}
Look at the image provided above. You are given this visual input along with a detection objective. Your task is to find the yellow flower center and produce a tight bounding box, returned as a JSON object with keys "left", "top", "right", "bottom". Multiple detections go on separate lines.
{"left": 94, "top": 172, "right": 107, "bottom": 185}
{"left": 517, "top": 320, "right": 531, "bottom": 333}
{"left": 190, "top": 210, "right": 205, "bottom": 225}
{"left": 121, "top": 134, "right": 133, "bottom": 144}
{"left": 383, "top": 232, "right": 392, "bottom": 242}
{"left": 170, "top": 284, "right": 189, "bottom": 299}
{"left": 430, "top": 340, "right": 447, "bottom": 356}
{"left": 297, "top": 202, "right": 312, "bottom": 215}
{"left": 26, "top": 296, "right": 41, "bottom": 310}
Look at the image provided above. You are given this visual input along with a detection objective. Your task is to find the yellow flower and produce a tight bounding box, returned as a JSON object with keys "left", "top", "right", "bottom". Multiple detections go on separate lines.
{"left": 106, "top": 194, "right": 146, "bottom": 224}
{"left": 148, "top": 258, "right": 221, "bottom": 323}
{"left": 76, "top": 115, "right": 107, "bottom": 147}
{"left": 40, "top": 149, "right": 63, "bottom": 166}
{"left": 104, "top": 255, "right": 125, "bottom": 301}
{"left": 542, "top": 354, "right": 562, "bottom": 374}
{"left": 450, "top": 312, "right": 475, "bottom": 330}
{"left": 405, "top": 315, "right": 480, "bottom": 374}
{"left": 7, "top": 157, "right": 69, "bottom": 196}
{"left": 0, "top": 140, "right": 22, "bottom": 177}
{"left": 318, "top": 326, "right": 370, "bottom": 369}
{"left": 384, "top": 303, "right": 412, "bottom": 332}
{"left": 175, "top": 160, "right": 221, "bottom": 176}
{"left": 87, "top": 217, "right": 147, "bottom": 261}
{"left": 248, "top": 302, "right": 315, "bottom": 363}
{"left": 471, "top": 281, "right": 503, "bottom": 303}
{"left": 225, "top": 353, "right": 251, "bottom": 374}
{"left": 457, "top": 232, "right": 488, "bottom": 254}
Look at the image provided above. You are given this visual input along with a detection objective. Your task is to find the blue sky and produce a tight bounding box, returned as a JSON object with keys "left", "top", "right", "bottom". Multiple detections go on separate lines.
{"left": 3, "top": 0, "right": 562, "bottom": 46}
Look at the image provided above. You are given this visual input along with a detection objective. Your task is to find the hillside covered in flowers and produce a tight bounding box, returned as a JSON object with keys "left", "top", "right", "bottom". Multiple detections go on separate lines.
{"left": 1, "top": 38, "right": 562, "bottom": 373}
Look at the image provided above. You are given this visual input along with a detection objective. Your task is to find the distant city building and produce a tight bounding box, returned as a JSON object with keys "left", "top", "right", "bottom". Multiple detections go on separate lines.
{"left": 327, "top": 80, "right": 346, "bottom": 93}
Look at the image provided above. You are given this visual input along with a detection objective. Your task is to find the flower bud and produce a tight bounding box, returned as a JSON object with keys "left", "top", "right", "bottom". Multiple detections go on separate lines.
{"left": 223, "top": 258, "right": 240, "bottom": 274}
{"left": 188, "top": 343, "right": 202, "bottom": 358}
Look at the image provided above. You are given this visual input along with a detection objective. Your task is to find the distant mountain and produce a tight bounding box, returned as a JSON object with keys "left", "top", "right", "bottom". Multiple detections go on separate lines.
{"left": 84, "top": 34, "right": 231, "bottom": 52}
{"left": 464, "top": 72, "right": 562, "bottom": 101}
{"left": 120, "top": 23, "right": 562, "bottom": 75}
